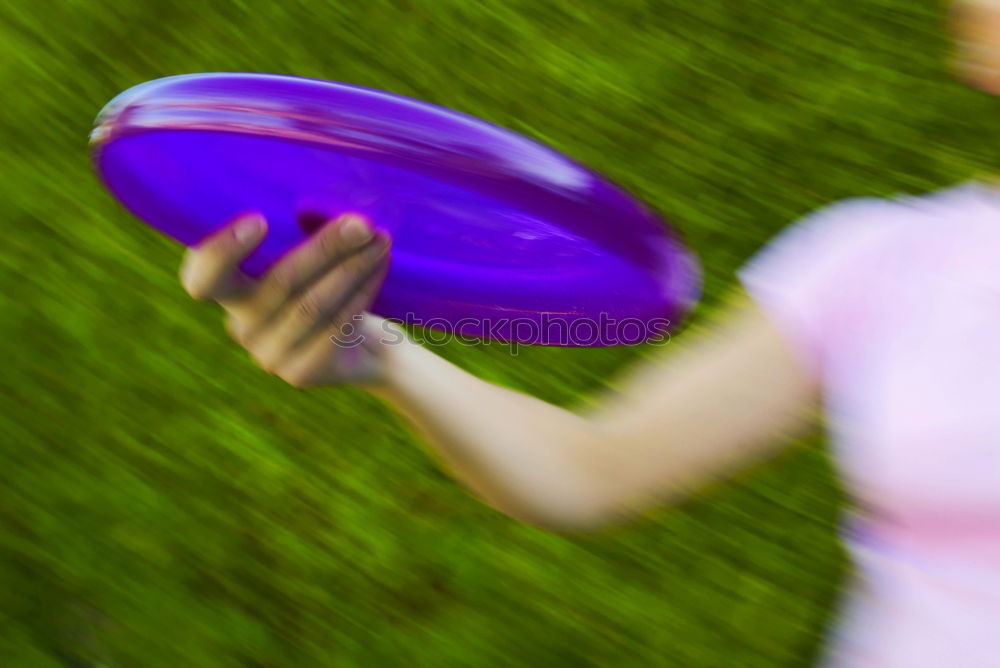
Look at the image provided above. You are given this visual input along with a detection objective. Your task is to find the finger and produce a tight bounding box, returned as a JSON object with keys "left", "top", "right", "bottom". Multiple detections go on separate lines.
{"left": 180, "top": 213, "right": 267, "bottom": 302}
{"left": 249, "top": 213, "right": 375, "bottom": 319}
{"left": 249, "top": 235, "right": 390, "bottom": 365}
{"left": 225, "top": 312, "right": 248, "bottom": 347}
{"left": 280, "top": 265, "right": 392, "bottom": 388}
{"left": 288, "top": 237, "right": 391, "bottom": 349}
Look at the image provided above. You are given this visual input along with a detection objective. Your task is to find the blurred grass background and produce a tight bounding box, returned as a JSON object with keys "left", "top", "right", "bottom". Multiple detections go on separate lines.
{"left": 1, "top": 0, "right": 998, "bottom": 665}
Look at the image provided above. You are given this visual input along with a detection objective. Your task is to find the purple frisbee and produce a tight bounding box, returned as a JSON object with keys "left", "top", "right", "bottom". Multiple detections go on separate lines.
{"left": 91, "top": 73, "right": 699, "bottom": 346}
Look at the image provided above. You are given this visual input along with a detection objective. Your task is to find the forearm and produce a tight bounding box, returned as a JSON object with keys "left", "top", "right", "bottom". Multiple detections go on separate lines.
{"left": 367, "top": 336, "right": 613, "bottom": 529}
{"left": 361, "top": 298, "right": 815, "bottom": 531}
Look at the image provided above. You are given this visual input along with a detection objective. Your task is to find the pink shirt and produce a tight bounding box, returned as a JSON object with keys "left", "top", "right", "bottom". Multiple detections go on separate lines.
{"left": 739, "top": 182, "right": 1000, "bottom": 667}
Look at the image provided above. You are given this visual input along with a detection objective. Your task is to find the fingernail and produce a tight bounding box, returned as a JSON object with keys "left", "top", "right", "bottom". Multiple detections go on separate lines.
{"left": 339, "top": 215, "right": 372, "bottom": 245}
{"left": 368, "top": 233, "right": 391, "bottom": 256}
{"left": 235, "top": 215, "right": 266, "bottom": 243}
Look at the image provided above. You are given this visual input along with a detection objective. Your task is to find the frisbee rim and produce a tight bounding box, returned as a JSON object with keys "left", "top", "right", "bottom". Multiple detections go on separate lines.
{"left": 90, "top": 73, "right": 702, "bottom": 345}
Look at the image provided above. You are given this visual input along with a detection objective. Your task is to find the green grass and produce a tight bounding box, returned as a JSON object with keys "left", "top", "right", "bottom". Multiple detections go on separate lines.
{"left": 1, "top": 0, "right": 996, "bottom": 665}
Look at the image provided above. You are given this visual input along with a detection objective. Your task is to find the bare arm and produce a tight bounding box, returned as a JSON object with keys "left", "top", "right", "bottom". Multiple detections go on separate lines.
{"left": 181, "top": 213, "right": 818, "bottom": 531}
{"left": 368, "top": 295, "right": 817, "bottom": 530}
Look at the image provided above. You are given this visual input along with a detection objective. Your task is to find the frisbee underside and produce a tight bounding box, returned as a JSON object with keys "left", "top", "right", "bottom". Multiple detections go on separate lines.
{"left": 93, "top": 73, "right": 700, "bottom": 345}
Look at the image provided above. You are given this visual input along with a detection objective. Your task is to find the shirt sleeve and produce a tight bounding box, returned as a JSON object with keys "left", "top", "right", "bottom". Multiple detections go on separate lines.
{"left": 737, "top": 197, "right": 899, "bottom": 381}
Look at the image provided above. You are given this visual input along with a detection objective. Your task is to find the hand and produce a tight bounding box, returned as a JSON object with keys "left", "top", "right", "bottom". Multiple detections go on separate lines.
{"left": 180, "top": 212, "right": 397, "bottom": 388}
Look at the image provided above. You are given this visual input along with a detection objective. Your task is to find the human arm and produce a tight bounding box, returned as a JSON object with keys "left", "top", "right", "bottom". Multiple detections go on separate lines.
{"left": 366, "top": 294, "right": 817, "bottom": 530}
{"left": 181, "top": 212, "right": 817, "bottom": 531}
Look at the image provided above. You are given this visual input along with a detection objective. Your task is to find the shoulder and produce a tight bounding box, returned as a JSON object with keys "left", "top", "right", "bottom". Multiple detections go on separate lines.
{"left": 745, "top": 183, "right": 986, "bottom": 280}
{"left": 770, "top": 196, "right": 909, "bottom": 257}
{"left": 740, "top": 196, "right": 907, "bottom": 294}
{"left": 735, "top": 188, "right": 963, "bottom": 379}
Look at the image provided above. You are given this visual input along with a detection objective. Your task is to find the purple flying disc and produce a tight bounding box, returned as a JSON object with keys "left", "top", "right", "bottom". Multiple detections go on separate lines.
{"left": 91, "top": 73, "right": 700, "bottom": 346}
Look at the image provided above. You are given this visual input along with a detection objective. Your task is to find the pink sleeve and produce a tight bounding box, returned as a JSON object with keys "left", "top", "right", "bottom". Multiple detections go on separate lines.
{"left": 737, "top": 198, "right": 898, "bottom": 380}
